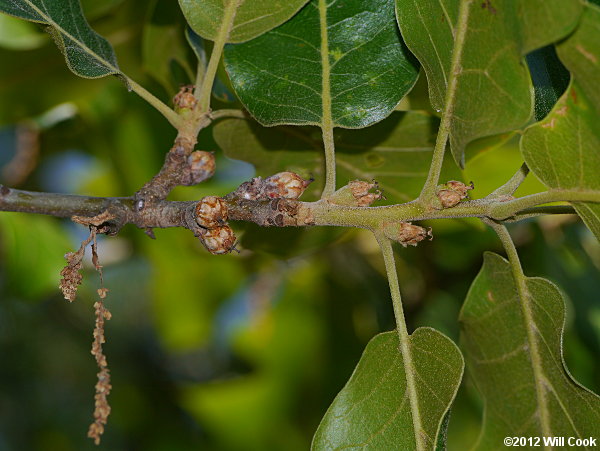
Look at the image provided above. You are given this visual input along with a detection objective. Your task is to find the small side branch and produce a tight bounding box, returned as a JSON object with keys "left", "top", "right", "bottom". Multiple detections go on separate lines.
{"left": 134, "top": 136, "right": 214, "bottom": 208}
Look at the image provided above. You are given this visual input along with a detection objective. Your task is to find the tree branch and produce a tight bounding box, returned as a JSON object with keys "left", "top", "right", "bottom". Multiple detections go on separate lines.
{"left": 2, "top": 183, "right": 597, "bottom": 239}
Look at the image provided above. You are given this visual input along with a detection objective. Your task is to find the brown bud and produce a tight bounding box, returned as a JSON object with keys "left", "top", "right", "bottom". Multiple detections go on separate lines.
{"left": 437, "top": 189, "right": 462, "bottom": 208}
{"left": 383, "top": 221, "right": 432, "bottom": 247}
{"left": 173, "top": 85, "right": 197, "bottom": 112}
{"left": 200, "top": 225, "right": 236, "bottom": 255}
{"left": 184, "top": 151, "right": 215, "bottom": 185}
{"left": 445, "top": 180, "right": 474, "bottom": 198}
{"left": 349, "top": 180, "right": 383, "bottom": 207}
{"left": 436, "top": 180, "right": 474, "bottom": 208}
{"left": 263, "top": 172, "right": 312, "bottom": 199}
{"left": 195, "top": 196, "right": 228, "bottom": 228}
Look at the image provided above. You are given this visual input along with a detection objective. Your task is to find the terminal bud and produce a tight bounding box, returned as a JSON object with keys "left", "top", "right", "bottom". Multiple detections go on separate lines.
{"left": 173, "top": 85, "right": 197, "bottom": 113}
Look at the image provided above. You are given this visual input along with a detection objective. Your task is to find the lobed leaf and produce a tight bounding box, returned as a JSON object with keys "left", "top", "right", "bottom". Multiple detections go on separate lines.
{"left": 521, "top": 5, "right": 600, "bottom": 240}
{"left": 0, "top": 0, "right": 125, "bottom": 82}
{"left": 521, "top": 82, "right": 600, "bottom": 240}
{"left": 556, "top": 3, "right": 600, "bottom": 114}
{"left": 213, "top": 112, "right": 461, "bottom": 203}
{"left": 179, "top": 0, "right": 310, "bottom": 44}
{"left": 460, "top": 252, "right": 600, "bottom": 449}
{"left": 395, "top": 0, "right": 583, "bottom": 167}
{"left": 312, "top": 329, "right": 463, "bottom": 450}
{"left": 223, "top": 0, "right": 419, "bottom": 129}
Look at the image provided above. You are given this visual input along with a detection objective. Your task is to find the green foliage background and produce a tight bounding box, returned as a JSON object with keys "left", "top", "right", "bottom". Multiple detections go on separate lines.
{"left": 0, "top": 1, "right": 599, "bottom": 450}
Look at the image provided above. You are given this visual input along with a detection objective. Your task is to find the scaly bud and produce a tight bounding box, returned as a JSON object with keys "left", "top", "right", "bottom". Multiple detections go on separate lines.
{"left": 195, "top": 196, "right": 228, "bottom": 229}
{"left": 184, "top": 151, "right": 215, "bottom": 185}
{"left": 436, "top": 180, "right": 474, "bottom": 208}
{"left": 263, "top": 172, "right": 312, "bottom": 199}
{"left": 328, "top": 180, "right": 383, "bottom": 206}
{"left": 349, "top": 180, "right": 383, "bottom": 207}
{"left": 200, "top": 225, "right": 236, "bottom": 255}
{"left": 383, "top": 221, "right": 432, "bottom": 247}
{"left": 437, "top": 189, "right": 462, "bottom": 208}
{"left": 173, "top": 85, "right": 197, "bottom": 113}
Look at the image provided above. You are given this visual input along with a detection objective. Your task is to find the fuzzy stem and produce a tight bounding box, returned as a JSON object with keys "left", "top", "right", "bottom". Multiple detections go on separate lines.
{"left": 419, "top": 0, "right": 472, "bottom": 202}
{"left": 488, "top": 189, "right": 600, "bottom": 220}
{"left": 210, "top": 109, "right": 246, "bottom": 120}
{"left": 489, "top": 162, "right": 530, "bottom": 198}
{"left": 126, "top": 78, "right": 181, "bottom": 129}
{"left": 375, "top": 233, "right": 424, "bottom": 450}
{"left": 318, "top": 0, "right": 336, "bottom": 198}
{"left": 486, "top": 221, "right": 552, "bottom": 441}
{"left": 2, "top": 186, "right": 597, "bottom": 232}
{"left": 321, "top": 125, "right": 337, "bottom": 198}
{"left": 196, "top": 0, "right": 243, "bottom": 113}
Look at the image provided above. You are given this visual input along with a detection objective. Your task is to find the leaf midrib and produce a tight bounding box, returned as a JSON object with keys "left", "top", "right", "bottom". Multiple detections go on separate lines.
{"left": 20, "top": 0, "right": 120, "bottom": 75}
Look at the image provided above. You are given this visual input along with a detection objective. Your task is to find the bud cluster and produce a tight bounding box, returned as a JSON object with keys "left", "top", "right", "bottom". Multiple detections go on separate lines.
{"left": 234, "top": 171, "right": 312, "bottom": 201}
{"left": 194, "top": 196, "right": 236, "bottom": 255}
{"left": 383, "top": 221, "right": 432, "bottom": 247}
{"left": 436, "top": 180, "right": 474, "bottom": 208}
{"left": 349, "top": 180, "right": 383, "bottom": 207}
{"left": 328, "top": 180, "right": 383, "bottom": 207}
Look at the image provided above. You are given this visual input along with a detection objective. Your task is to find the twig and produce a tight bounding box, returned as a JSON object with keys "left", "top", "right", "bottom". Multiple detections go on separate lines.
{"left": 1, "top": 184, "right": 598, "bottom": 235}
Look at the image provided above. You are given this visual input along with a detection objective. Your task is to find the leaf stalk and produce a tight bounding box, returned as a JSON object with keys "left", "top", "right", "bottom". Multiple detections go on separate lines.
{"left": 419, "top": 0, "right": 473, "bottom": 203}
{"left": 196, "top": 0, "right": 243, "bottom": 113}
{"left": 485, "top": 221, "right": 553, "bottom": 441}
{"left": 375, "top": 233, "right": 425, "bottom": 451}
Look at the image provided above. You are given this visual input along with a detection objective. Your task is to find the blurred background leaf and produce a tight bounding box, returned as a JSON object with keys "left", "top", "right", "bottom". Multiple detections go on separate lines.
{"left": 0, "top": 1, "right": 599, "bottom": 450}
{"left": 214, "top": 112, "right": 460, "bottom": 203}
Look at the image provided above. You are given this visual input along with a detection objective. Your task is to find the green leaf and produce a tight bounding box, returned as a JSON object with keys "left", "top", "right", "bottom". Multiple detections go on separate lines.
{"left": 223, "top": 0, "right": 419, "bottom": 129}
{"left": 0, "top": 0, "right": 125, "bottom": 82}
{"left": 459, "top": 252, "right": 600, "bottom": 449}
{"left": 0, "top": 213, "right": 72, "bottom": 300}
{"left": 557, "top": 3, "right": 600, "bottom": 116}
{"left": 521, "top": 4, "right": 600, "bottom": 240}
{"left": 521, "top": 82, "right": 600, "bottom": 240}
{"left": 179, "top": 0, "right": 310, "bottom": 44}
{"left": 395, "top": 0, "right": 583, "bottom": 167}
{"left": 312, "top": 329, "right": 463, "bottom": 450}
{"left": 143, "top": 0, "right": 195, "bottom": 94}
{"left": 213, "top": 112, "right": 461, "bottom": 203}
